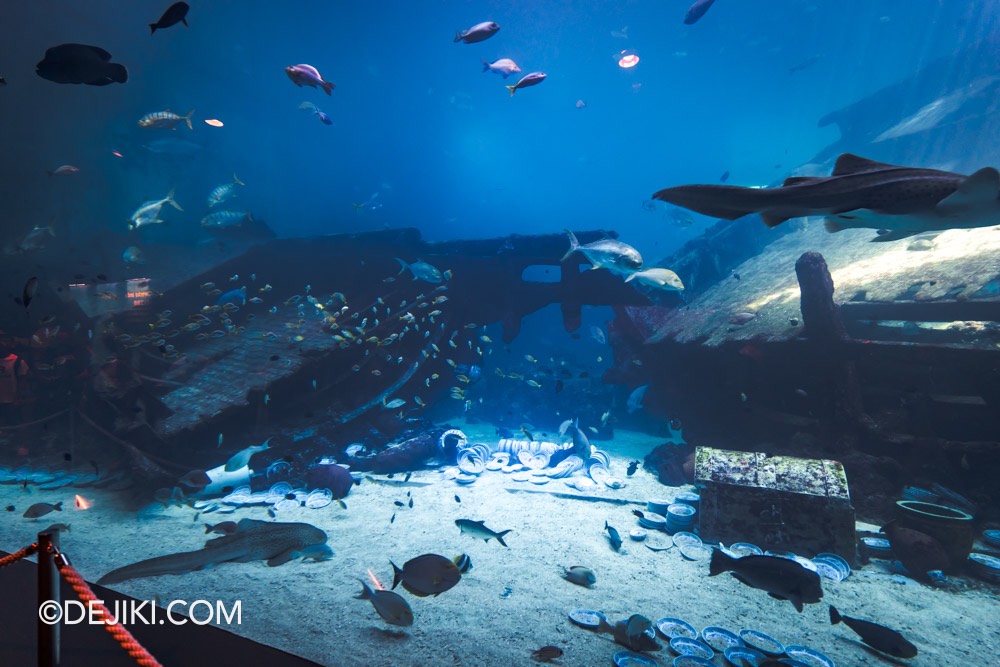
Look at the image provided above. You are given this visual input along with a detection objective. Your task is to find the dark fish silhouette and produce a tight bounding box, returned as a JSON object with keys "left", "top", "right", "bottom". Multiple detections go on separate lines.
{"left": 654, "top": 153, "right": 1000, "bottom": 241}
{"left": 684, "top": 0, "right": 717, "bottom": 25}
{"left": 150, "top": 2, "right": 190, "bottom": 34}
{"left": 830, "top": 605, "right": 918, "bottom": 659}
{"left": 709, "top": 549, "right": 823, "bottom": 612}
{"left": 36, "top": 44, "right": 127, "bottom": 86}
{"left": 22, "top": 276, "right": 38, "bottom": 312}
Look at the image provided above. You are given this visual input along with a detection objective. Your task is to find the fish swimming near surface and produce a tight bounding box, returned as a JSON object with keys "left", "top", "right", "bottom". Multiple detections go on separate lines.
{"left": 207, "top": 173, "right": 245, "bottom": 207}
{"left": 829, "top": 605, "right": 918, "bottom": 659}
{"left": 285, "top": 64, "right": 335, "bottom": 95}
{"left": 36, "top": 44, "right": 128, "bottom": 85}
{"left": 454, "top": 21, "right": 500, "bottom": 44}
{"left": 625, "top": 268, "right": 685, "bottom": 291}
{"left": 709, "top": 549, "right": 823, "bottom": 612}
{"left": 684, "top": 0, "right": 717, "bottom": 25}
{"left": 355, "top": 580, "right": 413, "bottom": 626}
{"left": 482, "top": 58, "right": 520, "bottom": 78}
{"left": 456, "top": 519, "right": 512, "bottom": 547}
{"left": 149, "top": 2, "right": 189, "bottom": 34}
{"left": 562, "top": 229, "right": 642, "bottom": 275}
{"left": 98, "top": 519, "right": 328, "bottom": 584}
{"left": 139, "top": 109, "right": 194, "bottom": 130}
{"left": 396, "top": 258, "right": 443, "bottom": 283}
{"left": 506, "top": 71, "right": 547, "bottom": 96}
{"left": 390, "top": 553, "right": 462, "bottom": 597}
{"left": 653, "top": 153, "right": 1000, "bottom": 242}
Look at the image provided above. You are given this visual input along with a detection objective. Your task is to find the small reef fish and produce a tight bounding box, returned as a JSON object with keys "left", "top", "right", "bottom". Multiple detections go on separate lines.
{"left": 562, "top": 565, "right": 596, "bottom": 587}
{"left": 455, "top": 519, "right": 512, "bottom": 547}
{"left": 684, "top": 0, "right": 716, "bottom": 25}
{"left": 138, "top": 109, "right": 194, "bottom": 130}
{"left": 204, "top": 521, "right": 239, "bottom": 535}
{"left": 355, "top": 580, "right": 413, "bottom": 626}
{"left": 604, "top": 521, "right": 622, "bottom": 551}
{"left": 562, "top": 229, "right": 642, "bottom": 276}
{"left": 201, "top": 210, "right": 252, "bottom": 228}
{"left": 625, "top": 268, "right": 685, "bottom": 291}
{"left": 298, "top": 101, "right": 332, "bottom": 125}
{"left": 48, "top": 165, "right": 80, "bottom": 176}
{"left": 383, "top": 398, "right": 406, "bottom": 409}
{"left": 505, "top": 71, "right": 547, "bottom": 96}
{"left": 207, "top": 173, "right": 245, "bottom": 207}
{"left": 17, "top": 225, "right": 56, "bottom": 252}
{"left": 627, "top": 384, "right": 648, "bottom": 414}
{"left": 149, "top": 2, "right": 189, "bottom": 34}
{"left": 829, "top": 605, "right": 917, "bottom": 659}
{"left": 122, "top": 246, "right": 145, "bottom": 264}
{"left": 24, "top": 502, "right": 62, "bottom": 518}
{"left": 285, "top": 64, "right": 335, "bottom": 95}
{"left": 454, "top": 21, "right": 499, "bottom": 44}
{"left": 709, "top": 549, "right": 823, "bottom": 613}
{"left": 396, "top": 258, "right": 443, "bottom": 283}
{"left": 482, "top": 58, "right": 520, "bottom": 78}
{"left": 390, "top": 553, "right": 462, "bottom": 597}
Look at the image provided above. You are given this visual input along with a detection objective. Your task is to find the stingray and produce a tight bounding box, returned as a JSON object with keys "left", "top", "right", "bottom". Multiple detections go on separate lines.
{"left": 653, "top": 153, "right": 1000, "bottom": 241}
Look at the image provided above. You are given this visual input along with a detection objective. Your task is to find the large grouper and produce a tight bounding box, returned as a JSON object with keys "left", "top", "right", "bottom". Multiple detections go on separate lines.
{"left": 97, "top": 519, "right": 329, "bottom": 585}
{"left": 653, "top": 153, "right": 1000, "bottom": 242}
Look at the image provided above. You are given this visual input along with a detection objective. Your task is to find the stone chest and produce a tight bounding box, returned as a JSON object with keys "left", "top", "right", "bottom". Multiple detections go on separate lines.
{"left": 694, "top": 447, "right": 857, "bottom": 566}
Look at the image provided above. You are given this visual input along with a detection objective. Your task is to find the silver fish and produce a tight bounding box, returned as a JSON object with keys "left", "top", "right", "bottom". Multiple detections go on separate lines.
{"left": 396, "top": 258, "right": 442, "bottom": 283}
{"left": 562, "top": 229, "right": 642, "bottom": 276}
{"left": 454, "top": 21, "right": 499, "bottom": 44}
{"left": 207, "top": 173, "right": 245, "bottom": 208}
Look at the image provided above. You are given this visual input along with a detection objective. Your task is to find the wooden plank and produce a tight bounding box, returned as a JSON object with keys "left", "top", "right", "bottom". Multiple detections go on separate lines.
{"left": 840, "top": 299, "right": 1000, "bottom": 322}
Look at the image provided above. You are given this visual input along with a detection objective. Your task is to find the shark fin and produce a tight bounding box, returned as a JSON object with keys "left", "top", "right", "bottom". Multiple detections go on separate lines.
{"left": 782, "top": 176, "right": 822, "bottom": 187}
{"left": 760, "top": 209, "right": 796, "bottom": 227}
{"left": 832, "top": 153, "right": 898, "bottom": 176}
{"left": 266, "top": 548, "right": 299, "bottom": 567}
{"left": 937, "top": 167, "right": 1000, "bottom": 209}
{"left": 869, "top": 229, "right": 923, "bottom": 242}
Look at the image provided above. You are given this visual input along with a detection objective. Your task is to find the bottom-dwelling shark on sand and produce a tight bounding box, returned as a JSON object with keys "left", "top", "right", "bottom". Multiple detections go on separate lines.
{"left": 652, "top": 153, "right": 1000, "bottom": 242}
{"left": 97, "top": 519, "right": 330, "bottom": 585}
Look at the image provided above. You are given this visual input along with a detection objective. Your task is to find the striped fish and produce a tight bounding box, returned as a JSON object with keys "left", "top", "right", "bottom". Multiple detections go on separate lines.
{"left": 201, "top": 210, "right": 252, "bottom": 228}
{"left": 207, "top": 173, "right": 245, "bottom": 208}
{"left": 138, "top": 109, "right": 194, "bottom": 130}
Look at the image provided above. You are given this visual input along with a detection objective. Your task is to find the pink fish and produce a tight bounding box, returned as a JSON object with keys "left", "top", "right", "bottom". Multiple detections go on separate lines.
{"left": 48, "top": 165, "right": 80, "bottom": 176}
{"left": 284, "top": 64, "right": 335, "bottom": 95}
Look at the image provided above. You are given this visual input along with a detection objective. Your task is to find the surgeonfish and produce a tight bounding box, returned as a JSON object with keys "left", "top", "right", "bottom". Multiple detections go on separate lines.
{"left": 355, "top": 580, "right": 413, "bottom": 626}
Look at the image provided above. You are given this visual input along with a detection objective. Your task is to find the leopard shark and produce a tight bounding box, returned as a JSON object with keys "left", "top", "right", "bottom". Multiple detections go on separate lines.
{"left": 97, "top": 519, "right": 329, "bottom": 585}
{"left": 653, "top": 153, "right": 1000, "bottom": 241}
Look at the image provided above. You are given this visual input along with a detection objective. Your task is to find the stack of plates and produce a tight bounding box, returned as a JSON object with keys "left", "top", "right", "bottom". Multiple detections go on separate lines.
{"left": 982, "top": 529, "right": 1000, "bottom": 548}
{"left": 860, "top": 536, "right": 893, "bottom": 559}
{"left": 968, "top": 553, "right": 1000, "bottom": 584}
{"left": 674, "top": 491, "right": 700, "bottom": 511}
{"left": 647, "top": 498, "right": 672, "bottom": 515}
{"left": 638, "top": 512, "right": 667, "bottom": 530}
{"left": 813, "top": 553, "right": 851, "bottom": 582}
{"left": 665, "top": 503, "right": 697, "bottom": 534}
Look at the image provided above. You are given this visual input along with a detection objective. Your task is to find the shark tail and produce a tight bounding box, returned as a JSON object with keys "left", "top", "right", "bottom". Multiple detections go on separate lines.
{"left": 98, "top": 549, "right": 217, "bottom": 585}
{"left": 561, "top": 229, "right": 580, "bottom": 262}
{"left": 624, "top": 272, "right": 636, "bottom": 283}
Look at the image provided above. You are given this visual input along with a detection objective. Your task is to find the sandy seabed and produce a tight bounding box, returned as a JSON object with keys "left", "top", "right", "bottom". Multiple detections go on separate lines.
{"left": 3, "top": 424, "right": 999, "bottom": 667}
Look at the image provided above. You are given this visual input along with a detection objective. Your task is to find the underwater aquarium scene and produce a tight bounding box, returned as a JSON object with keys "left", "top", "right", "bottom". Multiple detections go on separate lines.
{"left": 2, "top": 1, "right": 1000, "bottom": 666}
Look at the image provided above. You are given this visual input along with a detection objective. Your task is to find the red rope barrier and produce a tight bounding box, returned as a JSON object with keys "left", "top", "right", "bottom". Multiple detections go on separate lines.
{"left": 56, "top": 558, "right": 163, "bottom": 667}
{"left": 0, "top": 543, "right": 38, "bottom": 568}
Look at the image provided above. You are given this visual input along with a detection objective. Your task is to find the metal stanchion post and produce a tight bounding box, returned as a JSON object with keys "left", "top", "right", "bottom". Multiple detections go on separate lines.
{"left": 37, "top": 531, "right": 61, "bottom": 667}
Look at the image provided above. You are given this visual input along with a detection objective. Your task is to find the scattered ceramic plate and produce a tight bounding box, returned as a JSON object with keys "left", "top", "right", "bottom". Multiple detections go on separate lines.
{"left": 454, "top": 473, "right": 478, "bottom": 484}
{"left": 511, "top": 471, "right": 532, "bottom": 482}
{"left": 701, "top": 626, "right": 743, "bottom": 652}
{"left": 784, "top": 645, "right": 836, "bottom": 667}
{"left": 613, "top": 651, "right": 657, "bottom": 667}
{"left": 793, "top": 556, "right": 818, "bottom": 572}
{"left": 672, "top": 531, "right": 702, "bottom": 547}
{"left": 679, "top": 544, "right": 713, "bottom": 561}
{"left": 729, "top": 542, "right": 763, "bottom": 557}
{"left": 968, "top": 553, "right": 1000, "bottom": 583}
{"left": 569, "top": 609, "right": 606, "bottom": 629}
{"left": 673, "top": 657, "right": 714, "bottom": 667}
{"left": 305, "top": 488, "right": 333, "bottom": 509}
{"left": 669, "top": 637, "right": 714, "bottom": 660}
{"left": 738, "top": 629, "right": 784, "bottom": 656}
{"left": 529, "top": 476, "right": 550, "bottom": 485}
{"left": 724, "top": 645, "right": 767, "bottom": 667}
{"left": 656, "top": 617, "right": 697, "bottom": 640}
{"left": 981, "top": 530, "right": 1000, "bottom": 548}
{"left": 629, "top": 528, "right": 648, "bottom": 542}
